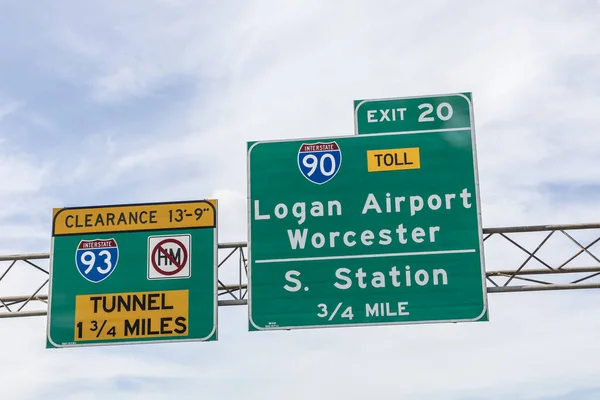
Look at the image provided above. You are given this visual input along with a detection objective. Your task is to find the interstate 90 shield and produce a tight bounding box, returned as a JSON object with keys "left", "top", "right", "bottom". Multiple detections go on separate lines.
{"left": 297, "top": 141, "right": 342, "bottom": 185}
{"left": 75, "top": 239, "right": 119, "bottom": 283}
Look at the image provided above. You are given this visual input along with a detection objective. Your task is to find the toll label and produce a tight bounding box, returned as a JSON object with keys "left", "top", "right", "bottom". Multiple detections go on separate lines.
{"left": 367, "top": 147, "right": 420, "bottom": 172}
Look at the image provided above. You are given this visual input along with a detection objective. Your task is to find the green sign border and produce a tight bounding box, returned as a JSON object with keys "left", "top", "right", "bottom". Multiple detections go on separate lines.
{"left": 46, "top": 199, "right": 219, "bottom": 348}
{"left": 246, "top": 124, "right": 489, "bottom": 331}
{"left": 353, "top": 92, "right": 474, "bottom": 135}
{"left": 353, "top": 92, "right": 488, "bottom": 326}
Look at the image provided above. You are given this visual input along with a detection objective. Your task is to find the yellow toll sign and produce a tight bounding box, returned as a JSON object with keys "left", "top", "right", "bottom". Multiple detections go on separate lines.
{"left": 53, "top": 200, "right": 216, "bottom": 235}
{"left": 367, "top": 147, "right": 420, "bottom": 172}
{"left": 74, "top": 290, "right": 189, "bottom": 341}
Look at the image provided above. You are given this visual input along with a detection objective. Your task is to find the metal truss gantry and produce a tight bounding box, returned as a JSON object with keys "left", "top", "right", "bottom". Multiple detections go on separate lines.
{"left": 1, "top": 223, "right": 599, "bottom": 319}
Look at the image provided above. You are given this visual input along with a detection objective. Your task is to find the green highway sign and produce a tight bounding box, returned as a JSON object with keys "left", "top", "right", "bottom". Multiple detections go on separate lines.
{"left": 247, "top": 93, "right": 487, "bottom": 331}
{"left": 46, "top": 200, "right": 218, "bottom": 348}
{"left": 354, "top": 92, "right": 474, "bottom": 135}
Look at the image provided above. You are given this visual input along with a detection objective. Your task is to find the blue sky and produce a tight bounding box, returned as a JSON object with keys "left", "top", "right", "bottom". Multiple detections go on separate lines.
{"left": 1, "top": 0, "right": 600, "bottom": 399}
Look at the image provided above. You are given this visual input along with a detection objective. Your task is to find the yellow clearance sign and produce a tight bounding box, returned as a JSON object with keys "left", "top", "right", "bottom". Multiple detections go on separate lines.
{"left": 367, "top": 147, "right": 420, "bottom": 172}
{"left": 52, "top": 200, "right": 216, "bottom": 235}
{"left": 74, "top": 290, "right": 189, "bottom": 341}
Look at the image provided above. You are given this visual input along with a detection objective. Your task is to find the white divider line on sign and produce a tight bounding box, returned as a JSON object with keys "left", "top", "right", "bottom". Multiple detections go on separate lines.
{"left": 255, "top": 248, "right": 476, "bottom": 264}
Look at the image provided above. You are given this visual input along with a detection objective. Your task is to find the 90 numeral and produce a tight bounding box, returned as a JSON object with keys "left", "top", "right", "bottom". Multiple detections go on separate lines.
{"left": 301, "top": 154, "right": 337, "bottom": 177}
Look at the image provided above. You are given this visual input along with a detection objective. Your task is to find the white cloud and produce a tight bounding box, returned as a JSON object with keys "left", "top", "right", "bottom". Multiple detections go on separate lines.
{"left": 0, "top": 149, "right": 56, "bottom": 253}
{"left": 0, "top": 100, "right": 23, "bottom": 121}
{"left": 4, "top": 294, "right": 600, "bottom": 400}
{"left": 0, "top": 154, "right": 49, "bottom": 196}
{"left": 1, "top": 0, "right": 600, "bottom": 399}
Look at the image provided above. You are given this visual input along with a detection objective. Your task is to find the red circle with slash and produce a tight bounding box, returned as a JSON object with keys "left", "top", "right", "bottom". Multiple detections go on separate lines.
{"left": 151, "top": 238, "right": 188, "bottom": 275}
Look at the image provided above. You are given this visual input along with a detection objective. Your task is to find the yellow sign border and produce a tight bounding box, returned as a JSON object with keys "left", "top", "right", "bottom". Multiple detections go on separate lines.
{"left": 367, "top": 147, "right": 421, "bottom": 172}
{"left": 74, "top": 289, "right": 190, "bottom": 341}
{"left": 52, "top": 199, "right": 217, "bottom": 236}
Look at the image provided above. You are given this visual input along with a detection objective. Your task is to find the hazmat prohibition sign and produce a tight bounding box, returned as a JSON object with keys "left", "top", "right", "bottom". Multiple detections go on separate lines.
{"left": 152, "top": 238, "right": 187, "bottom": 274}
{"left": 148, "top": 234, "right": 191, "bottom": 280}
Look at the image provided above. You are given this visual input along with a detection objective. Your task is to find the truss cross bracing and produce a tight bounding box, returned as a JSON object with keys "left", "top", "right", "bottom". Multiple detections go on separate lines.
{"left": 1, "top": 223, "right": 599, "bottom": 319}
